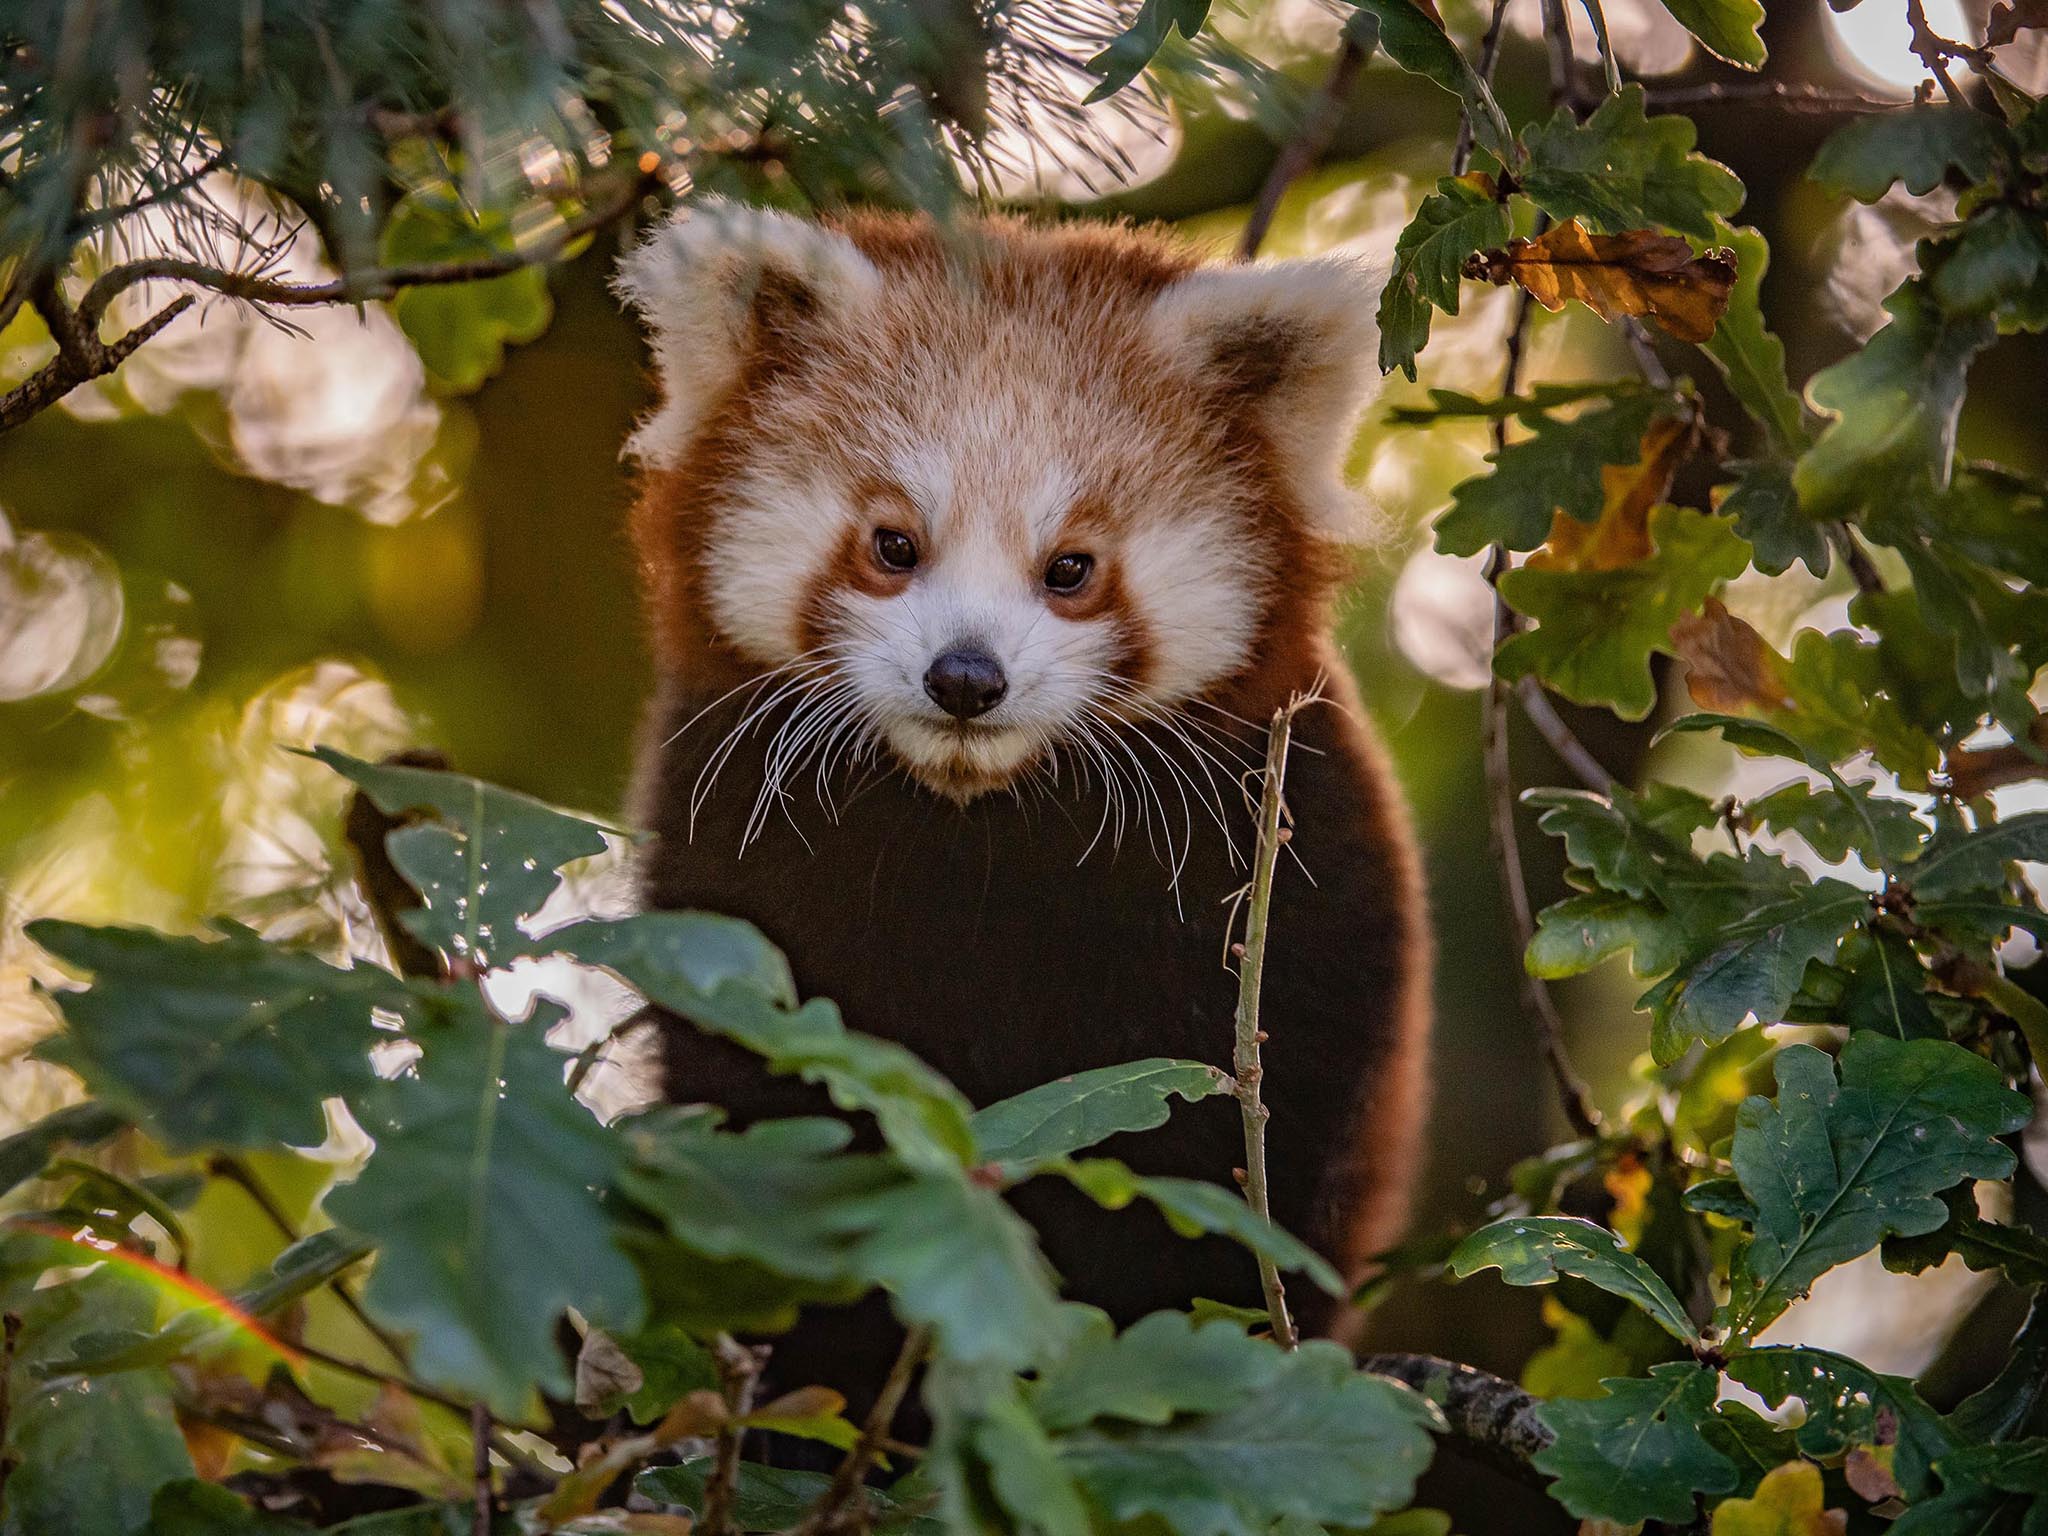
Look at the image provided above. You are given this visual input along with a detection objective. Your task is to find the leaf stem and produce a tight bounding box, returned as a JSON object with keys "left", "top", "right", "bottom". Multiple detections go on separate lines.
{"left": 1231, "top": 691, "right": 1320, "bottom": 1349}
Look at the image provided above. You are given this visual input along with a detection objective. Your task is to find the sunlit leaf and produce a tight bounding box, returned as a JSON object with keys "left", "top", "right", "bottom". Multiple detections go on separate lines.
{"left": 1653, "top": 0, "right": 1766, "bottom": 67}
{"left": 1465, "top": 222, "right": 1737, "bottom": 343}
{"left": 1520, "top": 86, "right": 1744, "bottom": 242}
{"left": 1451, "top": 1216, "right": 1695, "bottom": 1341}
{"left": 1494, "top": 504, "right": 1750, "bottom": 720}
{"left": 1378, "top": 175, "right": 1513, "bottom": 381}
{"left": 1727, "top": 1036, "right": 2028, "bottom": 1336}
{"left": 383, "top": 190, "right": 556, "bottom": 394}
{"left": 1702, "top": 224, "right": 1808, "bottom": 456}
{"left": 1709, "top": 1460, "right": 1846, "bottom": 1536}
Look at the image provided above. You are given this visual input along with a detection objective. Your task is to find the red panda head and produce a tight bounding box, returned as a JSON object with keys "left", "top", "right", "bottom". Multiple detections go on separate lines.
{"left": 618, "top": 204, "right": 1383, "bottom": 803}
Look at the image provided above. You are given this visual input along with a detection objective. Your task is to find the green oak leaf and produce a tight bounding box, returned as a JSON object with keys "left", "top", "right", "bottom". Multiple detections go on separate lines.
{"left": 1527, "top": 781, "right": 1721, "bottom": 901}
{"left": 1532, "top": 1363, "right": 1738, "bottom": 1525}
{"left": 1051, "top": 1336, "right": 1439, "bottom": 1536}
{"left": 971, "top": 1058, "right": 1230, "bottom": 1169}
{"left": 1434, "top": 391, "right": 1677, "bottom": 556}
{"left": 1810, "top": 106, "right": 2011, "bottom": 202}
{"left": 1718, "top": 459, "right": 1828, "bottom": 576}
{"left": 1494, "top": 505, "right": 1751, "bottom": 720}
{"left": 1085, "top": 0, "right": 1213, "bottom": 101}
{"left": 1743, "top": 780, "right": 1927, "bottom": 869}
{"left": 0, "top": 1100, "right": 126, "bottom": 1198}
{"left": 620, "top": 1108, "right": 1062, "bottom": 1369}
{"left": 1349, "top": 0, "right": 1513, "bottom": 165}
{"left": 1795, "top": 280, "right": 1996, "bottom": 517}
{"left": 1703, "top": 223, "right": 1809, "bottom": 456}
{"left": 1653, "top": 0, "right": 1765, "bottom": 67}
{"left": 638, "top": 1455, "right": 942, "bottom": 1535}
{"left": 1906, "top": 810, "right": 2048, "bottom": 899}
{"left": 1030, "top": 1309, "right": 1286, "bottom": 1430}
{"left": 1, "top": 1249, "right": 194, "bottom": 1536}
{"left": 1928, "top": 205, "right": 2048, "bottom": 317}
{"left": 1526, "top": 889, "right": 1689, "bottom": 980}
{"left": 326, "top": 992, "right": 643, "bottom": 1416}
{"left": 310, "top": 747, "right": 616, "bottom": 971}
{"left": 1385, "top": 382, "right": 1632, "bottom": 423}
{"left": 564, "top": 909, "right": 976, "bottom": 1171}
{"left": 1450, "top": 1216, "right": 1695, "bottom": 1342}
{"left": 1951, "top": 1296, "right": 2048, "bottom": 1445}
{"left": 1377, "top": 176, "right": 1513, "bottom": 380}
{"left": 1519, "top": 86, "right": 1745, "bottom": 242}
{"left": 1890, "top": 1440, "right": 2048, "bottom": 1535}
{"left": 1882, "top": 1183, "right": 2048, "bottom": 1288}
{"left": 383, "top": 190, "right": 555, "bottom": 393}
{"left": 27, "top": 919, "right": 404, "bottom": 1151}
{"left": 1725, "top": 1345, "right": 1953, "bottom": 1498}
{"left": 1727, "top": 1036, "right": 2028, "bottom": 1336}
{"left": 1056, "top": 1157, "right": 1344, "bottom": 1296}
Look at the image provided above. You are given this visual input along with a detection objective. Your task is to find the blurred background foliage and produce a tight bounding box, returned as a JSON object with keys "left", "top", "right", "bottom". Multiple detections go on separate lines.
{"left": 3, "top": 0, "right": 2047, "bottom": 1513}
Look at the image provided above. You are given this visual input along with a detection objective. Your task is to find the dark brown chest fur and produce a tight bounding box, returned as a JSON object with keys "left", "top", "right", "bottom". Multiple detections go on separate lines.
{"left": 635, "top": 652, "right": 1429, "bottom": 1399}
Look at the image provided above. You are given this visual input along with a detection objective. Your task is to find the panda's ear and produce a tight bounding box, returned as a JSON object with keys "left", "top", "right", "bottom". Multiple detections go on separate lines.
{"left": 1145, "top": 253, "right": 1385, "bottom": 541}
{"left": 614, "top": 199, "right": 880, "bottom": 466}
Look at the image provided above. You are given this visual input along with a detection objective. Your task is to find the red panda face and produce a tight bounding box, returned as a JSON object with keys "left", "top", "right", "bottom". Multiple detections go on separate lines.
{"left": 619, "top": 206, "right": 1382, "bottom": 806}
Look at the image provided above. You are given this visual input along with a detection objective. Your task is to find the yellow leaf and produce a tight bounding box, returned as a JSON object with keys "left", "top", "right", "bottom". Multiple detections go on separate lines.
{"left": 1529, "top": 413, "right": 1701, "bottom": 573}
{"left": 1711, "top": 1462, "right": 1847, "bottom": 1536}
{"left": 1464, "top": 221, "right": 1737, "bottom": 343}
{"left": 1604, "top": 1153, "right": 1655, "bottom": 1247}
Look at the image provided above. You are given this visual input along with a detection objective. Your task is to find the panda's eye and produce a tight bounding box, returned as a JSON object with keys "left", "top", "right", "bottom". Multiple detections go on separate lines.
{"left": 873, "top": 528, "right": 920, "bottom": 573}
{"left": 1044, "top": 552, "right": 1094, "bottom": 594}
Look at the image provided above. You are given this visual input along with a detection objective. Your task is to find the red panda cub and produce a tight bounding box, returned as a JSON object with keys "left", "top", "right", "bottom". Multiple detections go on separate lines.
{"left": 616, "top": 205, "right": 1431, "bottom": 1399}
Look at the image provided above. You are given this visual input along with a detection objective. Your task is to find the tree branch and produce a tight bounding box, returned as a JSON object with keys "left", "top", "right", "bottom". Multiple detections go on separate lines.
{"left": 1230, "top": 691, "right": 1321, "bottom": 1349}
{"left": 1359, "top": 1352, "right": 1554, "bottom": 1484}
{"left": 1643, "top": 80, "right": 1898, "bottom": 114}
{"left": 1452, "top": 0, "right": 1516, "bottom": 177}
{"left": 703, "top": 1334, "right": 765, "bottom": 1536}
{"left": 1238, "top": 30, "right": 1371, "bottom": 260}
{"left": 794, "top": 1324, "right": 932, "bottom": 1536}
{"left": 0, "top": 287, "right": 191, "bottom": 433}
{"left": 471, "top": 1402, "right": 494, "bottom": 1536}
{"left": 1515, "top": 678, "right": 1616, "bottom": 793}
{"left": 1947, "top": 714, "right": 2048, "bottom": 799}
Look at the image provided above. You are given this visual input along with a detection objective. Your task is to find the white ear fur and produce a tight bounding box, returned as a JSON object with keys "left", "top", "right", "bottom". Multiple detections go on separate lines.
{"left": 614, "top": 199, "right": 881, "bottom": 466}
{"left": 1145, "top": 252, "right": 1386, "bottom": 542}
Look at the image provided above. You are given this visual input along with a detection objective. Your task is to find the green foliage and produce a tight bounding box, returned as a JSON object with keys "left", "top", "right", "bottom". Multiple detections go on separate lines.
{"left": 1532, "top": 1363, "right": 1738, "bottom": 1524}
{"left": 1725, "top": 1037, "right": 2026, "bottom": 1335}
{"left": 970, "top": 1058, "right": 1231, "bottom": 1170}
{"left": 382, "top": 192, "right": 556, "bottom": 392}
{"left": 1494, "top": 504, "right": 1750, "bottom": 719}
{"left": 1810, "top": 106, "right": 2012, "bottom": 201}
{"left": 1348, "top": 0, "right": 1514, "bottom": 166}
{"left": 1652, "top": 0, "right": 1767, "bottom": 68}
{"left": 1450, "top": 1215, "right": 1695, "bottom": 1342}
{"left": 1519, "top": 86, "right": 1744, "bottom": 242}
{"left": 1378, "top": 176, "right": 1515, "bottom": 381}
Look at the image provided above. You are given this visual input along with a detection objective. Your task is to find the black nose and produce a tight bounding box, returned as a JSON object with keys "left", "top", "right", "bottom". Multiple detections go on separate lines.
{"left": 923, "top": 647, "right": 1008, "bottom": 721}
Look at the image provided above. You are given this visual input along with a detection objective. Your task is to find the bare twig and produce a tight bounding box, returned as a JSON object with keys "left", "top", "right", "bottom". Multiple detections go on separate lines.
{"left": 1358, "top": 1352, "right": 1554, "bottom": 1484}
{"left": 1230, "top": 691, "right": 1321, "bottom": 1349}
{"left": 1905, "top": 0, "right": 1988, "bottom": 103}
{"left": 794, "top": 1325, "right": 933, "bottom": 1536}
{"left": 1238, "top": 32, "right": 1370, "bottom": 260}
{"left": 471, "top": 1402, "right": 493, "bottom": 1536}
{"left": 1644, "top": 80, "right": 1898, "bottom": 114}
{"left": 1452, "top": 0, "right": 1516, "bottom": 177}
{"left": 703, "top": 1334, "right": 764, "bottom": 1536}
{"left": 0, "top": 1313, "right": 20, "bottom": 1502}
{"left": 1516, "top": 678, "right": 1617, "bottom": 793}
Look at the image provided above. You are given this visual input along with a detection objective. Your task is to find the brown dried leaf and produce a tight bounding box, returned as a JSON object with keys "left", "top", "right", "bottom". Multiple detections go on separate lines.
{"left": 1670, "top": 596, "right": 1796, "bottom": 712}
{"left": 1529, "top": 412, "right": 1700, "bottom": 573}
{"left": 576, "top": 1326, "right": 647, "bottom": 1415}
{"left": 1464, "top": 221, "right": 1738, "bottom": 343}
{"left": 1843, "top": 1443, "right": 1904, "bottom": 1503}
{"left": 1988, "top": 0, "right": 2048, "bottom": 46}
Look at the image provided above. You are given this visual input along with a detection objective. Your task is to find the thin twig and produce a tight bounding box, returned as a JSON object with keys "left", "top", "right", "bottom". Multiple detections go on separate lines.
{"left": 1904, "top": 0, "right": 1986, "bottom": 104}
{"left": 1644, "top": 80, "right": 1897, "bottom": 113}
{"left": 794, "top": 1325, "right": 932, "bottom": 1536}
{"left": 1358, "top": 1352, "right": 1554, "bottom": 1484}
{"left": 1515, "top": 678, "right": 1616, "bottom": 793}
{"left": 471, "top": 1402, "right": 493, "bottom": 1536}
{"left": 1230, "top": 691, "right": 1320, "bottom": 1349}
{"left": 703, "top": 1334, "right": 763, "bottom": 1536}
{"left": 1830, "top": 525, "right": 1885, "bottom": 596}
{"left": 0, "top": 1313, "right": 20, "bottom": 1503}
{"left": 1452, "top": 0, "right": 1516, "bottom": 177}
{"left": 0, "top": 289, "right": 190, "bottom": 432}
{"left": 1238, "top": 33, "right": 1370, "bottom": 259}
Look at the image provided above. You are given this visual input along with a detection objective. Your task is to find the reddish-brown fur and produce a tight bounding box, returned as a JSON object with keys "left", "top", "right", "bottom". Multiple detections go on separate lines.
{"left": 624, "top": 212, "right": 1431, "bottom": 1391}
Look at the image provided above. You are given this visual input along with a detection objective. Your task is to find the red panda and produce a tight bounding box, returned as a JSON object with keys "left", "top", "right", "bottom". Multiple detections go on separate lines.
{"left": 615, "top": 205, "right": 1431, "bottom": 1399}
